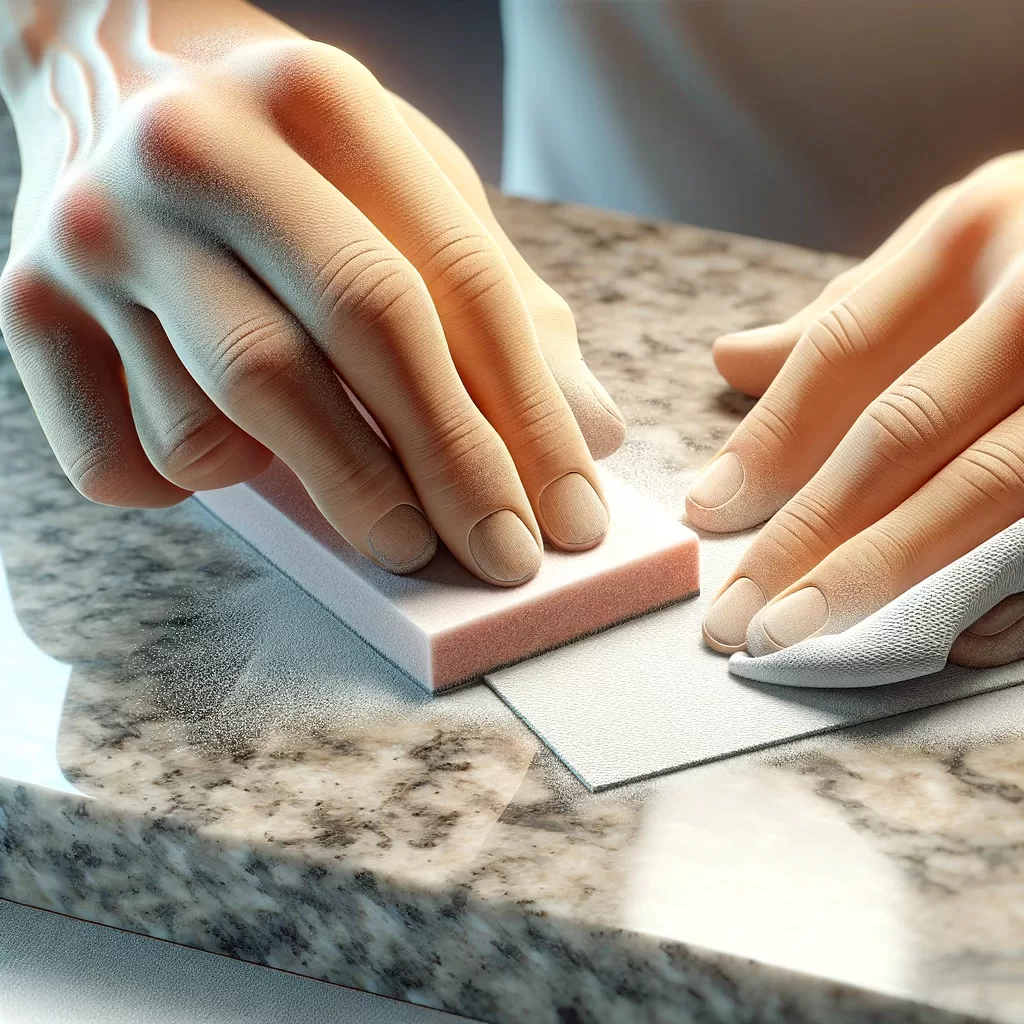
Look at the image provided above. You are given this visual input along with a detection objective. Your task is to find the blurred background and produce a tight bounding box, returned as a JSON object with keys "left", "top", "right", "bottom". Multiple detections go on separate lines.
{"left": 264, "top": 0, "right": 1024, "bottom": 257}
{"left": 257, "top": 0, "right": 505, "bottom": 183}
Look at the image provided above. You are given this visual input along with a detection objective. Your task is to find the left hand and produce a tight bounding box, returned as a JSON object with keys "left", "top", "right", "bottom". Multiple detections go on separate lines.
{"left": 688, "top": 153, "right": 1024, "bottom": 668}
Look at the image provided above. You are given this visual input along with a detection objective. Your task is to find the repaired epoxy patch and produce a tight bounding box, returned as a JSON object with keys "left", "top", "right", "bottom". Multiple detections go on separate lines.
{"left": 486, "top": 531, "right": 1024, "bottom": 791}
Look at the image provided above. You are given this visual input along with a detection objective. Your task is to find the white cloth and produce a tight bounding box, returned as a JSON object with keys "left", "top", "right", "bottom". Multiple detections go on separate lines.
{"left": 730, "top": 520, "right": 1024, "bottom": 688}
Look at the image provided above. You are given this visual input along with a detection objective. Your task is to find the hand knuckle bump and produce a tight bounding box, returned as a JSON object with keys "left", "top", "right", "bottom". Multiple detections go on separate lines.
{"left": 44, "top": 179, "right": 120, "bottom": 269}
{"left": 759, "top": 502, "right": 834, "bottom": 567}
{"left": 823, "top": 266, "right": 859, "bottom": 300}
{"left": 529, "top": 294, "right": 577, "bottom": 338}
{"left": 66, "top": 445, "right": 132, "bottom": 505}
{"left": 152, "top": 412, "right": 238, "bottom": 486}
{"left": 408, "top": 410, "right": 495, "bottom": 486}
{"left": 0, "top": 265, "right": 54, "bottom": 339}
{"left": 744, "top": 401, "right": 801, "bottom": 457}
{"left": 419, "top": 233, "right": 507, "bottom": 309}
{"left": 778, "top": 492, "right": 844, "bottom": 549}
{"left": 320, "top": 250, "right": 425, "bottom": 334}
{"left": 313, "top": 451, "right": 396, "bottom": 518}
{"left": 209, "top": 315, "right": 296, "bottom": 403}
{"left": 802, "top": 300, "right": 870, "bottom": 366}
{"left": 127, "top": 87, "right": 215, "bottom": 186}
{"left": 958, "top": 441, "right": 1024, "bottom": 506}
{"left": 861, "top": 385, "right": 945, "bottom": 465}
{"left": 500, "top": 384, "right": 571, "bottom": 457}
{"left": 258, "top": 40, "right": 373, "bottom": 109}
{"left": 839, "top": 525, "right": 911, "bottom": 583}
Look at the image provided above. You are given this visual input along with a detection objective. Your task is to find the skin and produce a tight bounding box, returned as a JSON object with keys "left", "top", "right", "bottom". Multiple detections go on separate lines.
{"left": 0, "top": 0, "right": 626, "bottom": 587}
{"left": 692, "top": 154, "right": 1024, "bottom": 669}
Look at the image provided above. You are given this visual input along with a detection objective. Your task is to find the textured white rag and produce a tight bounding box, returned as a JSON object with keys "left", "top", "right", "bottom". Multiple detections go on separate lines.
{"left": 729, "top": 518, "right": 1024, "bottom": 688}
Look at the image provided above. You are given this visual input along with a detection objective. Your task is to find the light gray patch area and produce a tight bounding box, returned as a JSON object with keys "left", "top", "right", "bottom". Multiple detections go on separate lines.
{"left": 487, "top": 530, "right": 1024, "bottom": 792}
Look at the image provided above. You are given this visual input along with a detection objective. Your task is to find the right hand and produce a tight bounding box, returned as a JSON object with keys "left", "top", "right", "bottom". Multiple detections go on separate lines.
{"left": 0, "top": 0, "right": 625, "bottom": 586}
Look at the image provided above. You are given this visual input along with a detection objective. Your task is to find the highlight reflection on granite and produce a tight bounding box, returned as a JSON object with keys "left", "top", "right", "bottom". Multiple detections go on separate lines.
{"left": 2, "top": 107, "right": 1023, "bottom": 1024}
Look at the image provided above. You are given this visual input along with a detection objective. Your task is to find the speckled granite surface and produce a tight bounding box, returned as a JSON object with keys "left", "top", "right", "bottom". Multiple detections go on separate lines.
{"left": 2, "top": 105, "right": 1023, "bottom": 1024}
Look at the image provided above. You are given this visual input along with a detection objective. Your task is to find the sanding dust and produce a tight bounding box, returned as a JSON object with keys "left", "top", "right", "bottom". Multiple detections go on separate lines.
{"left": 124, "top": 517, "right": 519, "bottom": 759}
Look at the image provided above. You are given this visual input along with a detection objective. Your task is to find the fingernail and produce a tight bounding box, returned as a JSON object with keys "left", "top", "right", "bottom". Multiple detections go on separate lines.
{"left": 539, "top": 472, "right": 609, "bottom": 548}
{"left": 688, "top": 452, "right": 744, "bottom": 510}
{"left": 469, "top": 509, "right": 542, "bottom": 584}
{"left": 717, "top": 325, "right": 781, "bottom": 345}
{"left": 703, "top": 577, "right": 766, "bottom": 652}
{"left": 582, "top": 360, "right": 626, "bottom": 424}
{"left": 368, "top": 504, "right": 437, "bottom": 573}
{"left": 758, "top": 587, "right": 829, "bottom": 650}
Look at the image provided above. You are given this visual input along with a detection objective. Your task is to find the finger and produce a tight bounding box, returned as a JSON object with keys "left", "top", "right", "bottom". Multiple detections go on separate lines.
{"left": 135, "top": 239, "right": 445, "bottom": 577}
{"left": 246, "top": 43, "right": 609, "bottom": 548}
{"left": 702, "top": 271, "right": 1024, "bottom": 651}
{"left": 950, "top": 594, "right": 1024, "bottom": 668}
{"left": 98, "top": 301, "right": 273, "bottom": 491}
{"left": 686, "top": 218, "right": 979, "bottom": 535}
{"left": 145, "top": 140, "right": 543, "bottom": 579}
{"left": 713, "top": 184, "right": 960, "bottom": 397}
{"left": 741, "top": 406, "right": 1024, "bottom": 656}
{"left": 0, "top": 264, "right": 189, "bottom": 508}
{"left": 389, "top": 92, "right": 626, "bottom": 459}
{"left": 130, "top": 90, "right": 544, "bottom": 581}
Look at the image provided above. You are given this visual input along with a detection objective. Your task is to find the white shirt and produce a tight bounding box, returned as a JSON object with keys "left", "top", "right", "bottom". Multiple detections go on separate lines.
{"left": 502, "top": 0, "right": 1024, "bottom": 254}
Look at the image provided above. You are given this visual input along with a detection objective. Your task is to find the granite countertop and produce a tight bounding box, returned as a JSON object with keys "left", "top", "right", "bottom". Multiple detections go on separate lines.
{"left": 2, "top": 107, "right": 1024, "bottom": 1024}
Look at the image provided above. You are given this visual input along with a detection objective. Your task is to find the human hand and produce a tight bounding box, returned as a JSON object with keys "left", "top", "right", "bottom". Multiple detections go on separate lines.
{"left": 0, "top": 0, "right": 624, "bottom": 587}
{"left": 689, "top": 154, "right": 1024, "bottom": 667}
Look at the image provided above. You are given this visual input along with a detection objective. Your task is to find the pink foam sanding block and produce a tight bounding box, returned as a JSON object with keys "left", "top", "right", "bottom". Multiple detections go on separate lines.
{"left": 194, "top": 460, "right": 699, "bottom": 692}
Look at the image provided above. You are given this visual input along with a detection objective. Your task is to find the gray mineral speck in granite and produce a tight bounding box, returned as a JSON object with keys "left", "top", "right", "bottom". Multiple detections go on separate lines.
{"left": 1, "top": 102, "right": 1023, "bottom": 1024}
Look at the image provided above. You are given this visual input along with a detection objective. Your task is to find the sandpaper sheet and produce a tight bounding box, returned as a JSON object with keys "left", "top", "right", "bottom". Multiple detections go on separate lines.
{"left": 486, "top": 531, "right": 1024, "bottom": 791}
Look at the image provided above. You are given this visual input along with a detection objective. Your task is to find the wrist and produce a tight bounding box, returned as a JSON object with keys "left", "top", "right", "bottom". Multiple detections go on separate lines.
{"left": 0, "top": 1, "right": 105, "bottom": 107}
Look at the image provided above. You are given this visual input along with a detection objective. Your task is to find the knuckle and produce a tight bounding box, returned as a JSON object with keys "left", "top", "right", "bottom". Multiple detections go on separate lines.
{"left": 966, "top": 152, "right": 1024, "bottom": 188}
{"left": 46, "top": 179, "right": 120, "bottom": 269}
{"left": 499, "top": 378, "right": 574, "bottom": 458}
{"left": 316, "top": 244, "right": 427, "bottom": 336}
{"left": 858, "top": 382, "right": 948, "bottom": 468}
{"left": 766, "top": 491, "right": 845, "bottom": 562}
{"left": 208, "top": 314, "right": 299, "bottom": 405}
{"left": 529, "top": 292, "right": 577, "bottom": 338}
{"left": 418, "top": 231, "right": 509, "bottom": 310}
{"left": 0, "top": 263, "right": 55, "bottom": 339}
{"left": 801, "top": 299, "right": 871, "bottom": 367}
{"left": 406, "top": 405, "right": 497, "bottom": 488}
{"left": 741, "top": 400, "right": 802, "bottom": 460}
{"left": 834, "top": 523, "right": 913, "bottom": 585}
{"left": 313, "top": 449, "right": 398, "bottom": 519}
{"left": 260, "top": 40, "right": 377, "bottom": 112}
{"left": 124, "top": 86, "right": 216, "bottom": 187}
{"left": 932, "top": 179, "right": 1011, "bottom": 257}
{"left": 956, "top": 440, "right": 1024, "bottom": 509}
{"left": 66, "top": 445, "right": 134, "bottom": 506}
{"left": 150, "top": 411, "right": 242, "bottom": 488}
{"left": 821, "top": 265, "right": 861, "bottom": 301}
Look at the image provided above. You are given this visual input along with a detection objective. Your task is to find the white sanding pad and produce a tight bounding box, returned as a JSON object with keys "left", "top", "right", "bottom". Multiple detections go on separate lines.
{"left": 195, "top": 461, "right": 699, "bottom": 692}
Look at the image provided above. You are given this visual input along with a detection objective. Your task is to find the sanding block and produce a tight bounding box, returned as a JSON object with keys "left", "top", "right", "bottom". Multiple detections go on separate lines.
{"left": 195, "top": 460, "right": 699, "bottom": 692}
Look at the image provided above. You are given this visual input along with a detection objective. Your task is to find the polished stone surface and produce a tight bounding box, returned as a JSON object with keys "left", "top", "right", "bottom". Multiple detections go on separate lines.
{"left": 2, "top": 105, "right": 1023, "bottom": 1024}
